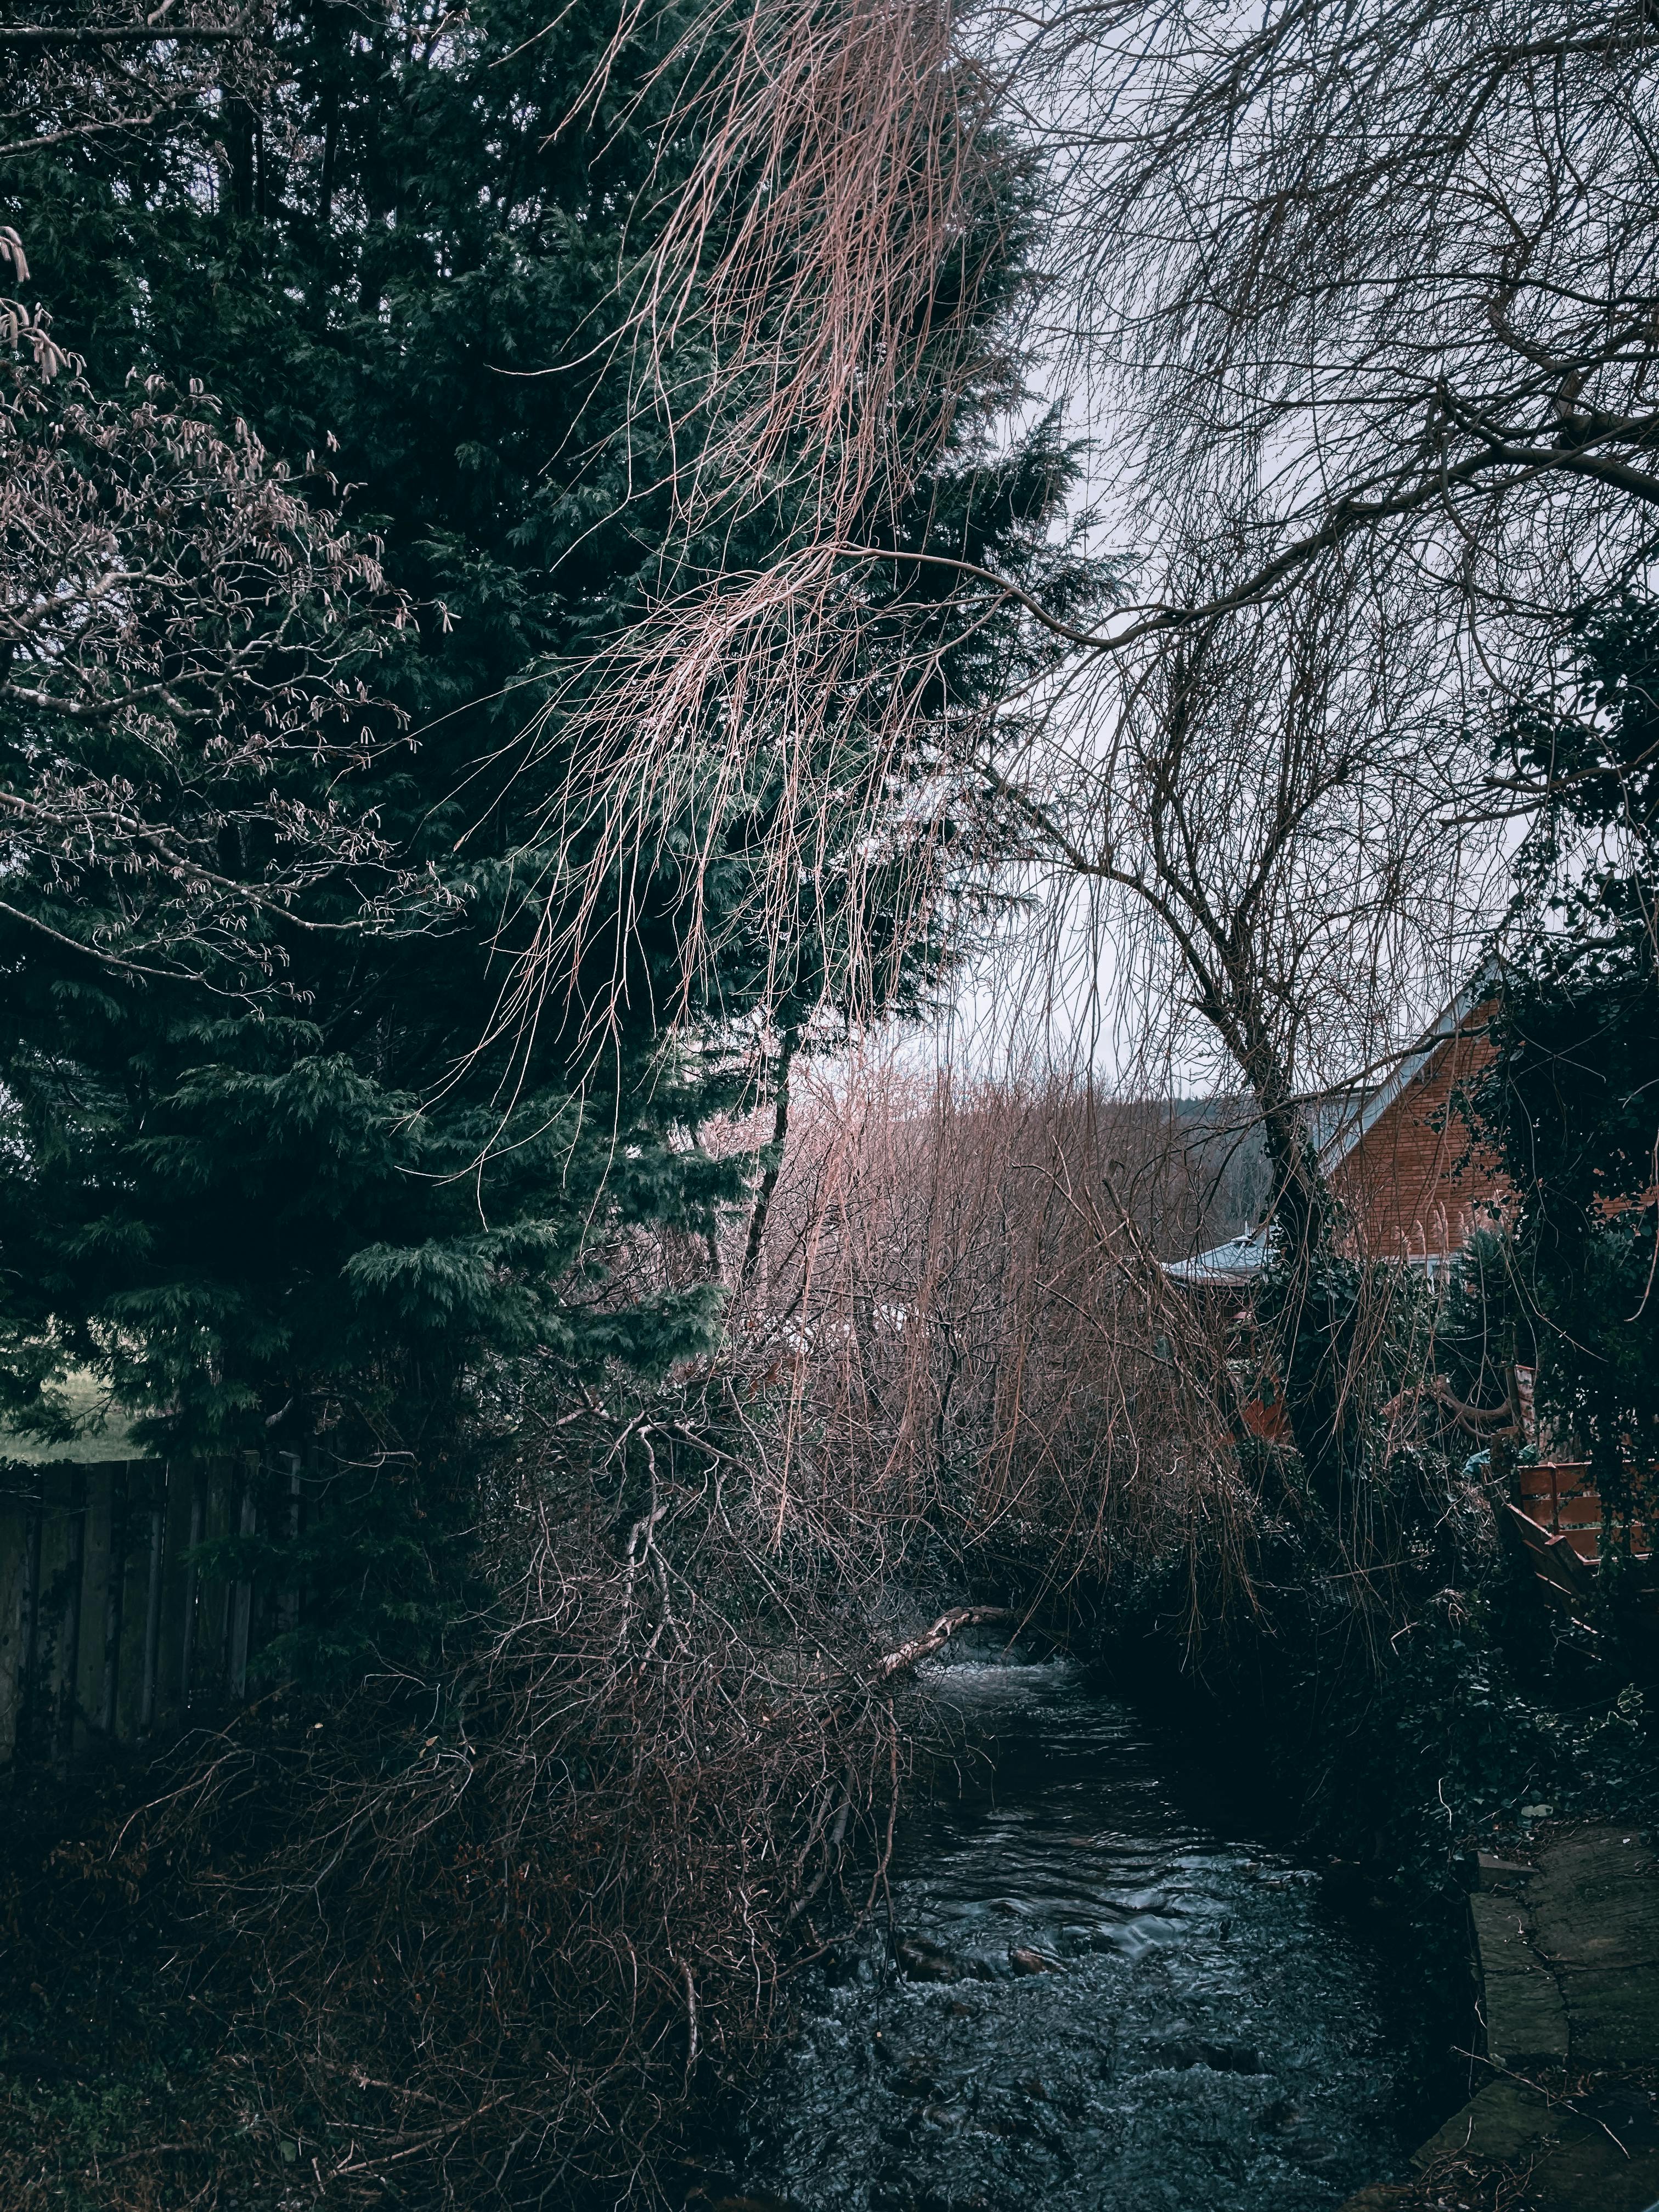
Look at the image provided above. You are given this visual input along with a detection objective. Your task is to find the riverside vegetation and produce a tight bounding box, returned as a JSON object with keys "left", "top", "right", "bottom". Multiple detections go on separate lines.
{"left": 2, "top": 2, "right": 1659, "bottom": 2209}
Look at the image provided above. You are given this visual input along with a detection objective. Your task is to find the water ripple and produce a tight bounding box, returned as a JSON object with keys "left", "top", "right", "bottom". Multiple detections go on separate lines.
{"left": 726, "top": 1656, "right": 1414, "bottom": 2212}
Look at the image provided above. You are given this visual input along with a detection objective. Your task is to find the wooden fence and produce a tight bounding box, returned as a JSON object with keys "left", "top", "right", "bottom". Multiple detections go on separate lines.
{"left": 1506, "top": 1458, "right": 1657, "bottom": 1630}
{"left": 0, "top": 1449, "right": 318, "bottom": 1768}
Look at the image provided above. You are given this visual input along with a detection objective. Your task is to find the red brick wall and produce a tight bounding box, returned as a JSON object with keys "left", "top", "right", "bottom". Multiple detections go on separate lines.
{"left": 1329, "top": 1014, "right": 1506, "bottom": 1263}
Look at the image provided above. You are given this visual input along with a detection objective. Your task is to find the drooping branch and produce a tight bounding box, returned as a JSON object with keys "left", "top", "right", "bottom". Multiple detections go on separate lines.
{"left": 0, "top": 22, "right": 253, "bottom": 46}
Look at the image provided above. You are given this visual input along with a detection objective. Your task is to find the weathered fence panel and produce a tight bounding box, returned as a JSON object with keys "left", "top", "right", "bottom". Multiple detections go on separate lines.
{"left": 0, "top": 1449, "right": 320, "bottom": 1769}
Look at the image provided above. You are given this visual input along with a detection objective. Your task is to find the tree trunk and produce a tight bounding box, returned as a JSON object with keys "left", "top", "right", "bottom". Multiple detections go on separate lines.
{"left": 1227, "top": 1001, "right": 1357, "bottom": 1510}
{"left": 741, "top": 1025, "right": 800, "bottom": 1290}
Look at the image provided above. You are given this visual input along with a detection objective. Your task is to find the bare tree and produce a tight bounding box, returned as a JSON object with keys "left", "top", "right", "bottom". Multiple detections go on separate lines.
{"left": 1014, "top": 563, "right": 1482, "bottom": 1162}
{"left": 983, "top": 532, "right": 1513, "bottom": 1503}
{"left": 515, "top": 0, "right": 1585, "bottom": 1080}
{"left": 990, "top": 0, "right": 1659, "bottom": 643}
{"left": 1, "top": 255, "right": 427, "bottom": 987}
{"left": 0, "top": 1, "right": 273, "bottom": 163}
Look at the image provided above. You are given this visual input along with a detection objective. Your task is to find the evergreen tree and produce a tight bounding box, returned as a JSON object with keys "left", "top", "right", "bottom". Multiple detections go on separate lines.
{"left": 1473, "top": 590, "right": 1659, "bottom": 1544}
{"left": 0, "top": 0, "right": 1083, "bottom": 1675}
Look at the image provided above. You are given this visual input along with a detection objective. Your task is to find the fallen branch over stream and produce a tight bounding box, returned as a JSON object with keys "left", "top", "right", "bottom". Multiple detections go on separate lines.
{"left": 874, "top": 1606, "right": 1015, "bottom": 1680}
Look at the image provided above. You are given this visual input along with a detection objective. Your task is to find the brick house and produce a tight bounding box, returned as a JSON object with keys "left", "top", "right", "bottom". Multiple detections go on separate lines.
{"left": 1162, "top": 977, "right": 1505, "bottom": 1446}
{"left": 1164, "top": 979, "right": 1647, "bottom": 1587}
{"left": 1317, "top": 975, "right": 1504, "bottom": 1275}
{"left": 1165, "top": 971, "right": 1504, "bottom": 1291}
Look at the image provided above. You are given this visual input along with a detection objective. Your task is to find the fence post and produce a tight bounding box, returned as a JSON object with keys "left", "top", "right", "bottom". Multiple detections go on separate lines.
{"left": 97, "top": 1465, "right": 128, "bottom": 1737}
{"left": 139, "top": 1464, "right": 168, "bottom": 1735}
{"left": 179, "top": 1472, "right": 204, "bottom": 1708}
{"left": 53, "top": 1467, "right": 87, "bottom": 1766}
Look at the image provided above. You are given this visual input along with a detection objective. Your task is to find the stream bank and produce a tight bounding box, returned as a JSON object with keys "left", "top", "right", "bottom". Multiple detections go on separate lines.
{"left": 1340, "top": 1821, "right": 1659, "bottom": 2212}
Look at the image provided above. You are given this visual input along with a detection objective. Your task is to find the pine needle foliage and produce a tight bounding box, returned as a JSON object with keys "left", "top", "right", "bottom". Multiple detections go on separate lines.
{"left": 0, "top": 0, "right": 1081, "bottom": 1669}
{"left": 1473, "top": 591, "right": 1659, "bottom": 1549}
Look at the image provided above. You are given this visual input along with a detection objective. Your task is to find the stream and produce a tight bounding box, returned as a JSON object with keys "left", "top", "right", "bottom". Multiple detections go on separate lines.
{"left": 719, "top": 1653, "right": 1443, "bottom": 2212}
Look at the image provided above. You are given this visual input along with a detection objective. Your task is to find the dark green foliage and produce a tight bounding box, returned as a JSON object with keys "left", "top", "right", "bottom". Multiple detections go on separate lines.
{"left": 1430, "top": 1231, "right": 1524, "bottom": 1418}
{"left": 0, "top": 0, "right": 1082, "bottom": 1683}
{"left": 1252, "top": 1232, "right": 1373, "bottom": 1511}
{"left": 1472, "top": 591, "right": 1659, "bottom": 1540}
{"left": 0, "top": 1760, "right": 272, "bottom": 2212}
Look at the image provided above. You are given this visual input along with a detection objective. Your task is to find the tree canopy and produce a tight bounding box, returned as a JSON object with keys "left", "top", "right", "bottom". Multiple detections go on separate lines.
{"left": 1474, "top": 591, "right": 1659, "bottom": 1540}
{"left": 0, "top": 0, "right": 1081, "bottom": 1669}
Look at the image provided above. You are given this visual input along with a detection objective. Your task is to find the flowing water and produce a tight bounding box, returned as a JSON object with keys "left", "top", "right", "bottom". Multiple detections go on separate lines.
{"left": 722, "top": 1654, "right": 1437, "bottom": 2212}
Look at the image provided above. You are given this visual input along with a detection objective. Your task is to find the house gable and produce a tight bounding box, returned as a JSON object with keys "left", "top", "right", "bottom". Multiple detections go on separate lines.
{"left": 1323, "top": 990, "right": 1504, "bottom": 1271}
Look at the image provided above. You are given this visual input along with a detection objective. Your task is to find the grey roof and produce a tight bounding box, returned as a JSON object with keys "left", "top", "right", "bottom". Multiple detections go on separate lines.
{"left": 1161, "top": 1226, "right": 1272, "bottom": 1286}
